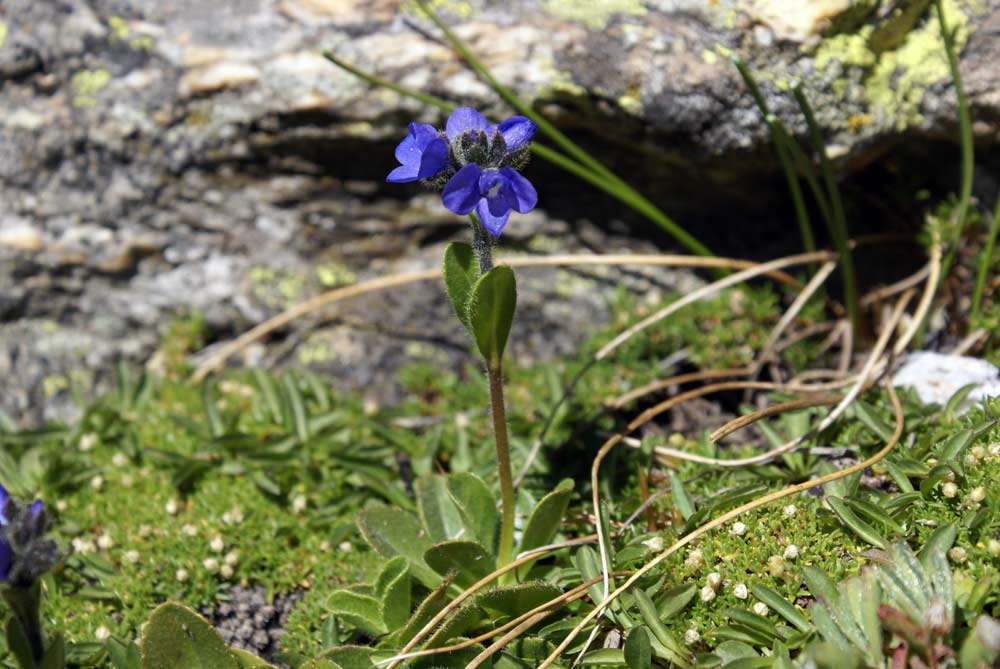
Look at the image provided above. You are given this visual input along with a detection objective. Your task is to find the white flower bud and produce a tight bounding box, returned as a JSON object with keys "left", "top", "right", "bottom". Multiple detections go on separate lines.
{"left": 684, "top": 627, "right": 701, "bottom": 644}
{"left": 782, "top": 505, "right": 797, "bottom": 516}
{"left": 948, "top": 546, "right": 967, "bottom": 563}
{"left": 942, "top": 482, "right": 958, "bottom": 498}
{"left": 210, "top": 536, "right": 225, "bottom": 553}
{"left": 987, "top": 539, "right": 1000, "bottom": 557}
{"left": 733, "top": 583, "right": 748, "bottom": 599}
{"left": 95, "top": 626, "right": 110, "bottom": 641}
{"left": 730, "top": 522, "right": 747, "bottom": 536}
{"left": 220, "top": 564, "right": 234, "bottom": 579}
{"left": 112, "top": 453, "right": 129, "bottom": 467}
{"left": 684, "top": 548, "right": 703, "bottom": 571}
{"left": 768, "top": 555, "right": 786, "bottom": 578}
{"left": 182, "top": 524, "right": 198, "bottom": 537}
{"left": 97, "top": 533, "right": 114, "bottom": 550}
{"left": 175, "top": 569, "right": 189, "bottom": 582}
{"left": 203, "top": 558, "right": 220, "bottom": 573}
{"left": 783, "top": 544, "right": 799, "bottom": 560}
{"left": 165, "top": 499, "right": 179, "bottom": 515}
{"left": 969, "top": 487, "right": 986, "bottom": 503}
{"left": 642, "top": 536, "right": 665, "bottom": 552}
{"left": 79, "top": 433, "right": 98, "bottom": 451}
{"left": 292, "top": 495, "right": 307, "bottom": 514}
{"left": 225, "top": 550, "right": 239, "bottom": 566}
{"left": 90, "top": 476, "right": 104, "bottom": 490}
{"left": 700, "top": 585, "right": 716, "bottom": 602}
{"left": 752, "top": 602, "right": 769, "bottom": 617}
{"left": 124, "top": 550, "right": 140, "bottom": 564}
{"left": 706, "top": 572, "right": 722, "bottom": 590}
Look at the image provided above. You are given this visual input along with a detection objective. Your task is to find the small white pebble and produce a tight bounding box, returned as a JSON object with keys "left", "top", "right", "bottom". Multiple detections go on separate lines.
{"left": 730, "top": 521, "right": 747, "bottom": 536}
{"left": 783, "top": 505, "right": 797, "bottom": 516}
{"left": 165, "top": 499, "right": 179, "bottom": 515}
{"left": 225, "top": 550, "right": 239, "bottom": 566}
{"left": 292, "top": 495, "right": 307, "bottom": 514}
{"left": 210, "top": 536, "right": 225, "bottom": 553}
{"left": 706, "top": 572, "right": 722, "bottom": 590}
{"left": 942, "top": 482, "right": 958, "bottom": 499}
{"left": 175, "top": 569, "right": 189, "bottom": 582}
{"left": 182, "top": 524, "right": 198, "bottom": 537}
{"left": 734, "top": 583, "right": 749, "bottom": 599}
{"left": 79, "top": 433, "right": 98, "bottom": 451}
{"left": 684, "top": 548, "right": 704, "bottom": 571}
{"left": 95, "top": 626, "right": 110, "bottom": 641}
{"left": 684, "top": 627, "right": 701, "bottom": 644}
{"left": 124, "top": 550, "right": 140, "bottom": 564}
{"left": 112, "top": 453, "right": 129, "bottom": 467}
{"left": 700, "top": 585, "right": 716, "bottom": 602}
{"left": 783, "top": 544, "right": 799, "bottom": 560}
{"left": 97, "top": 533, "right": 114, "bottom": 550}
{"left": 203, "top": 558, "right": 220, "bottom": 573}
{"left": 220, "top": 564, "right": 234, "bottom": 579}
{"left": 969, "top": 487, "right": 986, "bottom": 503}
{"left": 90, "top": 475, "right": 104, "bottom": 491}
{"left": 753, "top": 602, "right": 770, "bottom": 617}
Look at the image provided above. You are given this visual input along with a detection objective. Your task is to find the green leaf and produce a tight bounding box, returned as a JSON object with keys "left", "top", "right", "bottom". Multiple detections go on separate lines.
{"left": 319, "top": 646, "right": 374, "bottom": 669}
{"left": 517, "top": 481, "right": 573, "bottom": 578}
{"left": 827, "top": 497, "right": 887, "bottom": 549}
{"left": 281, "top": 373, "right": 310, "bottom": 443}
{"left": 446, "top": 472, "right": 499, "bottom": 554}
{"left": 140, "top": 602, "right": 240, "bottom": 669}
{"left": 669, "top": 472, "right": 695, "bottom": 520}
{"left": 5, "top": 612, "right": 36, "bottom": 669}
{"left": 387, "top": 578, "right": 453, "bottom": 648}
{"left": 841, "top": 497, "right": 905, "bottom": 534}
{"left": 327, "top": 591, "right": 386, "bottom": 636}
{"left": 723, "top": 609, "right": 778, "bottom": 641}
{"left": 632, "top": 588, "right": 689, "bottom": 666}
{"left": 107, "top": 638, "right": 142, "bottom": 669}
{"left": 374, "top": 557, "right": 411, "bottom": 630}
{"left": 467, "top": 265, "right": 517, "bottom": 365}
{"left": 748, "top": 583, "right": 810, "bottom": 633}
{"left": 918, "top": 523, "right": 957, "bottom": 569}
{"left": 230, "top": 647, "right": 277, "bottom": 667}
{"left": 653, "top": 583, "right": 697, "bottom": 620}
{"left": 624, "top": 626, "right": 652, "bottom": 669}
{"left": 443, "top": 242, "right": 478, "bottom": 330}
{"left": 299, "top": 661, "right": 344, "bottom": 669}
{"left": 416, "top": 476, "right": 464, "bottom": 544}
{"left": 476, "top": 581, "right": 564, "bottom": 617}
{"left": 201, "top": 381, "right": 224, "bottom": 438}
{"left": 424, "top": 540, "right": 495, "bottom": 590}
{"left": 423, "top": 602, "right": 486, "bottom": 648}
{"left": 356, "top": 506, "right": 439, "bottom": 588}
{"left": 579, "top": 648, "right": 626, "bottom": 665}
{"left": 40, "top": 632, "right": 66, "bottom": 669}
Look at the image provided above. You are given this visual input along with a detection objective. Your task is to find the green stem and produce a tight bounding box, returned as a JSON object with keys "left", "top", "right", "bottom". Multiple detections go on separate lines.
{"left": 3, "top": 583, "right": 45, "bottom": 663}
{"left": 971, "top": 192, "right": 1000, "bottom": 321}
{"left": 487, "top": 362, "right": 516, "bottom": 569}
{"left": 470, "top": 213, "right": 494, "bottom": 274}
{"left": 791, "top": 82, "right": 861, "bottom": 338}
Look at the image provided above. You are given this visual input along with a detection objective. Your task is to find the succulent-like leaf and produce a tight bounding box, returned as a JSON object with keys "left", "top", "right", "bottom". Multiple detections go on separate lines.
{"left": 139, "top": 602, "right": 239, "bottom": 669}
{"left": 416, "top": 476, "right": 465, "bottom": 544}
{"left": 356, "top": 506, "right": 438, "bottom": 588}
{"left": 442, "top": 242, "right": 478, "bottom": 330}
{"left": 447, "top": 472, "right": 499, "bottom": 553}
{"left": 424, "top": 540, "right": 495, "bottom": 590}
{"left": 748, "top": 583, "right": 811, "bottom": 633}
{"left": 467, "top": 265, "right": 517, "bottom": 366}
{"left": 827, "top": 497, "right": 887, "bottom": 549}
{"left": 516, "top": 480, "right": 573, "bottom": 578}
{"left": 624, "top": 626, "right": 652, "bottom": 669}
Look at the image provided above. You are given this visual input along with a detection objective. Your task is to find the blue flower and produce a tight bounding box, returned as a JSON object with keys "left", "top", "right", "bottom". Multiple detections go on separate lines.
{"left": 0, "top": 483, "right": 56, "bottom": 585}
{"left": 386, "top": 123, "right": 449, "bottom": 183}
{"left": 387, "top": 107, "right": 538, "bottom": 238}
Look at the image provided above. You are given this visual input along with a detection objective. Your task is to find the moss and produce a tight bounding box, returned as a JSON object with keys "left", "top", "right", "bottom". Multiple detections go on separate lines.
{"left": 542, "top": 0, "right": 645, "bottom": 30}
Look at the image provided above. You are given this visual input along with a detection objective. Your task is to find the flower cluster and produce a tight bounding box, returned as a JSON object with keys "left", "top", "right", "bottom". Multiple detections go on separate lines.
{"left": 0, "top": 485, "right": 60, "bottom": 588}
{"left": 387, "top": 107, "right": 538, "bottom": 238}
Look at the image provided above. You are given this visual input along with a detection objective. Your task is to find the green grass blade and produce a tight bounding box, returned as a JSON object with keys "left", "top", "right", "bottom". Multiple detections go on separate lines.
{"left": 790, "top": 82, "right": 859, "bottom": 335}
{"left": 971, "top": 192, "right": 1000, "bottom": 319}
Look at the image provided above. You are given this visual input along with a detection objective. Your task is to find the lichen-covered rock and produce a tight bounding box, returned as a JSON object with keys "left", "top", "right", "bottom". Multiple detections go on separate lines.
{"left": 0, "top": 0, "right": 997, "bottom": 424}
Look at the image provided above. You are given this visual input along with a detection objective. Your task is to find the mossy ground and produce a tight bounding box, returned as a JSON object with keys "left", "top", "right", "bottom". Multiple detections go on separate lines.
{"left": 1, "top": 277, "right": 998, "bottom": 667}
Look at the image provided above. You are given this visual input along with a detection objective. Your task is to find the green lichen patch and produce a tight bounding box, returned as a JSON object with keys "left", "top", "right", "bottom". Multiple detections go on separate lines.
{"left": 542, "top": 0, "right": 646, "bottom": 30}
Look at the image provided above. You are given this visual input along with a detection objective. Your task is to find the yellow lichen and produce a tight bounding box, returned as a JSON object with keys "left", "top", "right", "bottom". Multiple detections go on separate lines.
{"left": 404, "top": 0, "right": 472, "bottom": 18}
{"left": 71, "top": 69, "right": 111, "bottom": 107}
{"left": 542, "top": 0, "right": 645, "bottom": 29}
{"left": 108, "top": 16, "right": 130, "bottom": 42}
{"left": 0, "top": 21, "right": 7, "bottom": 50}
{"left": 316, "top": 263, "right": 357, "bottom": 288}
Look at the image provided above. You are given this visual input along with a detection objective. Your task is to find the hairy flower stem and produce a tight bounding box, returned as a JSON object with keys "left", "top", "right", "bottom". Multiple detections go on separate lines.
{"left": 471, "top": 215, "right": 494, "bottom": 274}
{"left": 3, "top": 584, "right": 45, "bottom": 661}
{"left": 487, "top": 363, "right": 516, "bottom": 570}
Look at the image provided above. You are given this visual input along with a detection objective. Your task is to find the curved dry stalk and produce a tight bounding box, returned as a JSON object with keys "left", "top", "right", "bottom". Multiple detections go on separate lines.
{"left": 192, "top": 254, "right": 804, "bottom": 381}
{"left": 751, "top": 260, "right": 838, "bottom": 375}
{"left": 708, "top": 394, "right": 842, "bottom": 442}
{"left": 891, "top": 227, "right": 942, "bottom": 356}
{"left": 952, "top": 327, "right": 987, "bottom": 355}
{"left": 381, "top": 572, "right": 627, "bottom": 666}
{"left": 590, "top": 291, "right": 911, "bottom": 612}
{"left": 385, "top": 535, "right": 603, "bottom": 669}
{"left": 860, "top": 263, "right": 931, "bottom": 307}
{"left": 607, "top": 367, "right": 751, "bottom": 410}
{"left": 596, "top": 251, "right": 835, "bottom": 361}
{"left": 537, "top": 377, "right": 905, "bottom": 669}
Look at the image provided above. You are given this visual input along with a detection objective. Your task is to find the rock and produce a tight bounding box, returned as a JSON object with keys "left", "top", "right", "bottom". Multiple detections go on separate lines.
{"left": 892, "top": 352, "right": 1000, "bottom": 411}
{"left": 0, "top": 0, "right": 998, "bottom": 425}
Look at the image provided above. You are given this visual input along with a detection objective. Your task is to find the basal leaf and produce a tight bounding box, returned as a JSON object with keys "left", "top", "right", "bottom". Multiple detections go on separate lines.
{"left": 140, "top": 602, "right": 239, "bottom": 669}
{"left": 424, "top": 540, "right": 495, "bottom": 590}
{"left": 356, "top": 506, "right": 438, "bottom": 588}
{"left": 447, "top": 472, "right": 499, "bottom": 553}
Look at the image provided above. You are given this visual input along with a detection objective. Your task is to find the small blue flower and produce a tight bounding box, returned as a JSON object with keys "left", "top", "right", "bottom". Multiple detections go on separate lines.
{"left": 442, "top": 165, "right": 537, "bottom": 237}
{"left": 386, "top": 123, "right": 449, "bottom": 183}
{"left": 0, "top": 483, "right": 58, "bottom": 585}
{"left": 387, "top": 107, "right": 538, "bottom": 238}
